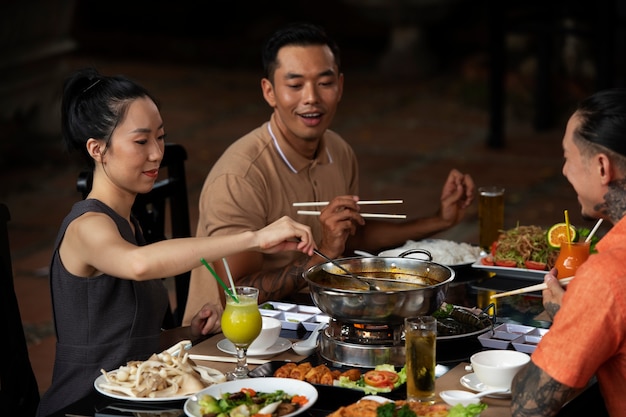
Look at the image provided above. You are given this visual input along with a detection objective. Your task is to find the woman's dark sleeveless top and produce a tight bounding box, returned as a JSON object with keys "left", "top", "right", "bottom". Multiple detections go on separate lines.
{"left": 37, "top": 199, "right": 169, "bottom": 417}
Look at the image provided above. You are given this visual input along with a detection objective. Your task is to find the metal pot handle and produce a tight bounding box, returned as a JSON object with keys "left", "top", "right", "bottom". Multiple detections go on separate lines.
{"left": 397, "top": 249, "right": 433, "bottom": 261}
{"left": 481, "top": 303, "right": 497, "bottom": 331}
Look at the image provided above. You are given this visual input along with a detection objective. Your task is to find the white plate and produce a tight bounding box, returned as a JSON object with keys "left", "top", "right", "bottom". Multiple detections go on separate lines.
{"left": 217, "top": 337, "right": 292, "bottom": 357}
{"left": 378, "top": 239, "right": 482, "bottom": 267}
{"left": 184, "top": 377, "right": 318, "bottom": 417}
{"left": 472, "top": 257, "right": 547, "bottom": 281}
{"left": 94, "top": 365, "right": 224, "bottom": 402}
{"left": 459, "top": 373, "right": 511, "bottom": 398}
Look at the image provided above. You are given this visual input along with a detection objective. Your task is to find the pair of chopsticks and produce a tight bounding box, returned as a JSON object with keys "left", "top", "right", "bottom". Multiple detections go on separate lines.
{"left": 293, "top": 200, "right": 407, "bottom": 219}
{"left": 490, "top": 277, "right": 574, "bottom": 299}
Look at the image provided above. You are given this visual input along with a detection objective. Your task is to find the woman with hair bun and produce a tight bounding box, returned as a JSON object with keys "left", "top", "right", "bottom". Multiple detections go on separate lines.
{"left": 36, "top": 68, "right": 316, "bottom": 417}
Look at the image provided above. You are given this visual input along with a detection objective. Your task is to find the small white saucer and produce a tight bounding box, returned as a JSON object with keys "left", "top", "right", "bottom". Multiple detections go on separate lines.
{"left": 459, "top": 373, "right": 511, "bottom": 398}
{"left": 217, "top": 337, "right": 292, "bottom": 357}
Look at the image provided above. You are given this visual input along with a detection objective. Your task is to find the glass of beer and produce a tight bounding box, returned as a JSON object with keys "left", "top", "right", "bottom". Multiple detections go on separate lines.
{"left": 405, "top": 316, "right": 437, "bottom": 403}
{"left": 478, "top": 186, "right": 505, "bottom": 251}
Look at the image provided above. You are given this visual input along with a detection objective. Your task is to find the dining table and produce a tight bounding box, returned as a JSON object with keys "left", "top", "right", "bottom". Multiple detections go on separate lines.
{"left": 51, "top": 265, "right": 607, "bottom": 417}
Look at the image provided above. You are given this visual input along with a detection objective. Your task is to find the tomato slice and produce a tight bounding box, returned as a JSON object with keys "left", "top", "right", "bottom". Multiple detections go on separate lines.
{"left": 378, "top": 370, "right": 399, "bottom": 384}
{"left": 480, "top": 255, "right": 495, "bottom": 266}
{"left": 363, "top": 370, "right": 398, "bottom": 389}
{"left": 490, "top": 241, "right": 498, "bottom": 257}
{"left": 495, "top": 259, "right": 517, "bottom": 268}
{"left": 524, "top": 260, "right": 547, "bottom": 270}
{"left": 241, "top": 387, "right": 256, "bottom": 397}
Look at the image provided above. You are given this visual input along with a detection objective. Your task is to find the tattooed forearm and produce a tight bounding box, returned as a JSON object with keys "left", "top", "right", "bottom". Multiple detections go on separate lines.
{"left": 544, "top": 301, "right": 560, "bottom": 320}
{"left": 511, "top": 362, "right": 579, "bottom": 417}
{"left": 237, "top": 256, "right": 310, "bottom": 303}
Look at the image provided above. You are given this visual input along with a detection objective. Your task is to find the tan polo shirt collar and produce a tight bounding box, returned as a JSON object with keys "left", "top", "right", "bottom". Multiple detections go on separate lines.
{"left": 268, "top": 114, "right": 333, "bottom": 174}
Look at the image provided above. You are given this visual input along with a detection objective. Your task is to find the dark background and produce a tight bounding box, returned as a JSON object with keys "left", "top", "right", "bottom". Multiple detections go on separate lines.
{"left": 4, "top": 0, "right": 625, "bottom": 162}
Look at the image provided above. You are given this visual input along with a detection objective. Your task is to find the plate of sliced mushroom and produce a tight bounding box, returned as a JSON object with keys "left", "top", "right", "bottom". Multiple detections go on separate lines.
{"left": 94, "top": 342, "right": 225, "bottom": 401}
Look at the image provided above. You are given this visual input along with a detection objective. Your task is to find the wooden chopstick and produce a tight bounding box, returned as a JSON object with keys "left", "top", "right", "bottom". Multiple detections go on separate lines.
{"left": 490, "top": 277, "right": 574, "bottom": 299}
{"left": 297, "top": 210, "right": 407, "bottom": 219}
{"left": 293, "top": 200, "right": 403, "bottom": 207}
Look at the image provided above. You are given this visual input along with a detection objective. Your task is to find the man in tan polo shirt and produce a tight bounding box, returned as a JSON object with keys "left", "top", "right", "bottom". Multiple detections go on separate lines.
{"left": 182, "top": 23, "right": 474, "bottom": 325}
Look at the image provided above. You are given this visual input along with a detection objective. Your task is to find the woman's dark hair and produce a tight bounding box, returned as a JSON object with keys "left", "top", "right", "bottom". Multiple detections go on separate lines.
{"left": 61, "top": 67, "right": 159, "bottom": 168}
{"left": 261, "top": 22, "right": 341, "bottom": 82}
{"left": 575, "top": 88, "right": 626, "bottom": 158}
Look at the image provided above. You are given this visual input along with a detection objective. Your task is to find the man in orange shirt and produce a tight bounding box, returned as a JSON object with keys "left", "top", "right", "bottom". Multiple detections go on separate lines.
{"left": 511, "top": 89, "right": 626, "bottom": 416}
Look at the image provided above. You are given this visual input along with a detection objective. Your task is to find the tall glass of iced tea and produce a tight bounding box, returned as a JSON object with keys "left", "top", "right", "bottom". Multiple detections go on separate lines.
{"left": 405, "top": 316, "right": 437, "bottom": 403}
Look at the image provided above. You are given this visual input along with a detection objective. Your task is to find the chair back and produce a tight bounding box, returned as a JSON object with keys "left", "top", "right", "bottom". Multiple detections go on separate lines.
{"left": 0, "top": 203, "right": 40, "bottom": 416}
{"left": 76, "top": 143, "right": 191, "bottom": 328}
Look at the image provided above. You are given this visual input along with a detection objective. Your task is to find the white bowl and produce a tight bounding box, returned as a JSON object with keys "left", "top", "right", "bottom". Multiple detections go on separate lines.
{"left": 249, "top": 316, "right": 281, "bottom": 351}
{"left": 469, "top": 350, "right": 530, "bottom": 389}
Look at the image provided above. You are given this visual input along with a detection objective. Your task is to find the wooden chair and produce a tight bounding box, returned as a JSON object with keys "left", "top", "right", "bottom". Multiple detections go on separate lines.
{"left": 76, "top": 143, "right": 191, "bottom": 328}
{"left": 0, "top": 203, "right": 40, "bottom": 416}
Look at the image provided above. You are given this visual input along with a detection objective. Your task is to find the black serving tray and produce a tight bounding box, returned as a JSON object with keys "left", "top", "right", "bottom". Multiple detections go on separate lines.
{"left": 249, "top": 356, "right": 406, "bottom": 413}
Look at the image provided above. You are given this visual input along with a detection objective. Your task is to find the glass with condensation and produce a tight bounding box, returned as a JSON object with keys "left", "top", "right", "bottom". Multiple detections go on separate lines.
{"left": 405, "top": 316, "right": 437, "bottom": 403}
{"left": 478, "top": 186, "right": 505, "bottom": 251}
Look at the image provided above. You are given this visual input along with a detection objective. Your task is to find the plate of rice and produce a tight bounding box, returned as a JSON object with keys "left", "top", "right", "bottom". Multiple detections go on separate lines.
{"left": 377, "top": 239, "right": 483, "bottom": 267}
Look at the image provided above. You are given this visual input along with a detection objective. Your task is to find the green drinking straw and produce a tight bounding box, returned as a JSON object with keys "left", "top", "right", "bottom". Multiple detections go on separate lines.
{"left": 200, "top": 258, "right": 239, "bottom": 302}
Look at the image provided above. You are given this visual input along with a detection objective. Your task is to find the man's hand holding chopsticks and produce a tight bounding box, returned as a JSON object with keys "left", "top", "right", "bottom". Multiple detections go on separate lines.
{"left": 542, "top": 269, "right": 566, "bottom": 320}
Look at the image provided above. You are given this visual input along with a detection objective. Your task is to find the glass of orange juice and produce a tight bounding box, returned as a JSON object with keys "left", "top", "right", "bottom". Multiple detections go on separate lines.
{"left": 554, "top": 241, "right": 590, "bottom": 279}
{"left": 221, "top": 286, "right": 262, "bottom": 380}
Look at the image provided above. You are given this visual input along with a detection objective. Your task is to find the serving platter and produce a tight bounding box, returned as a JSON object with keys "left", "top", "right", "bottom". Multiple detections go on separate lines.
{"left": 94, "top": 366, "right": 223, "bottom": 402}
{"left": 472, "top": 257, "right": 547, "bottom": 281}
{"left": 249, "top": 359, "right": 406, "bottom": 399}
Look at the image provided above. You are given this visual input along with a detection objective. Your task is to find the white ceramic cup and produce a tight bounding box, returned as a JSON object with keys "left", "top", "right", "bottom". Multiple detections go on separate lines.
{"left": 248, "top": 316, "right": 281, "bottom": 351}
{"left": 469, "top": 350, "right": 530, "bottom": 389}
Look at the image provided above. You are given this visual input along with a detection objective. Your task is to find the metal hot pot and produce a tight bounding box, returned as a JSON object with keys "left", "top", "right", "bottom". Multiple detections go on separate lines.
{"left": 303, "top": 252, "right": 455, "bottom": 326}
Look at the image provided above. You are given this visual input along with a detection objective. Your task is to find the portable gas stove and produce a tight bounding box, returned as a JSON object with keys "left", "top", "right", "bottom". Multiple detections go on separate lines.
{"left": 319, "top": 318, "right": 407, "bottom": 368}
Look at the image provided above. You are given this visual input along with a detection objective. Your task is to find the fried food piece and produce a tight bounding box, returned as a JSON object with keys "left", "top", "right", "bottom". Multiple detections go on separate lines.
{"left": 304, "top": 364, "right": 331, "bottom": 384}
{"left": 273, "top": 362, "right": 297, "bottom": 378}
{"left": 327, "top": 399, "right": 380, "bottom": 417}
{"left": 319, "top": 370, "right": 335, "bottom": 386}
{"left": 395, "top": 401, "right": 449, "bottom": 417}
{"left": 339, "top": 368, "right": 361, "bottom": 381}
{"left": 328, "top": 400, "right": 449, "bottom": 417}
{"left": 289, "top": 362, "right": 313, "bottom": 380}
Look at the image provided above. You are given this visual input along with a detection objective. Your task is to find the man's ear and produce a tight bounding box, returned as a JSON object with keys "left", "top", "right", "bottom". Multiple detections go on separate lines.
{"left": 261, "top": 78, "right": 276, "bottom": 107}
{"left": 86, "top": 138, "right": 104, "bottom": 162}
{"left": 597, "top": 153, "right": 613, "bottom": 186}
